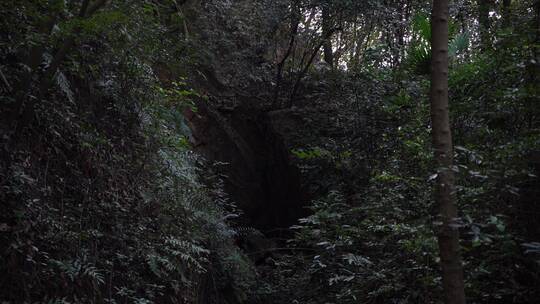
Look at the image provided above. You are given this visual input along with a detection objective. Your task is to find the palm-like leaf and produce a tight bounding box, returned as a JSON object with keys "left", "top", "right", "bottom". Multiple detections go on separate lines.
{"left": 449, "top": 32, "right": 469, "bottom": 57}
{"left": 407, "top": 14, "right": 469, "bottom": 75}
{"left": 412, "top": 13, "right": 431, "bottom": 42}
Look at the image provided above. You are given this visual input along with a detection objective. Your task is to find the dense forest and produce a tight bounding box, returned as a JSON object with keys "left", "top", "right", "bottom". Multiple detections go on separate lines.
{"left": 1, "top": 0, "right": 539, "bottom": 303}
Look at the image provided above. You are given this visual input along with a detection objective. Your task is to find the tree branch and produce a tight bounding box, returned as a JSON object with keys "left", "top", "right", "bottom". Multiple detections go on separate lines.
{"left": 39, "top": 0, "right": 108, "bottom": 94}
{"left": 288, "top": 27, "right": 339, "bottom": 107}
{"left": 17, "top": 0, "right": 110, "bottom": 130}
{"left": 86, "top": 0, "right": 108, "bottom": 16}
{"left": 79, "top": 0, "right": 91, "bottom": 17}
{"left": 0, "top": 66, "right": 12, "bottom": 91}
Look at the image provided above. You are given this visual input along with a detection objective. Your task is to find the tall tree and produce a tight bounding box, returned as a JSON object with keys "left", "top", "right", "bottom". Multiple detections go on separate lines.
{"left": 430, "top": 0, "right": 466, "bottom": 303}
{"left": 322, "top": 3, "right": 334, "bottom": 66}
{"left": 477, "top": 0, "right": 493, "bottom": 51}
{"left": 535, "top": 0, "right": 540, "bottom": 71}
{"left": 502, "top": 0, "right": 512, "bottom": 27}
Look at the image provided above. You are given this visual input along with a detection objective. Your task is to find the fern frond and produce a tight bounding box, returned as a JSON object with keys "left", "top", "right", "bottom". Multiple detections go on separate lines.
{"left": 55, "top": 71, "right": 75, "bottom": 104}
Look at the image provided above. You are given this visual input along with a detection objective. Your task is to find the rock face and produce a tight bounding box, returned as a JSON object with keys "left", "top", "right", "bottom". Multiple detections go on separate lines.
{"left": 184, "top": 100, "right": 307, "bottom": 234}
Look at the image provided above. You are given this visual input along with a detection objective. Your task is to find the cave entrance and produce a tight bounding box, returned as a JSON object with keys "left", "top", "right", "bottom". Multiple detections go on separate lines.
{"left": 184, "top": 101, "right": 308, "bottom": 235}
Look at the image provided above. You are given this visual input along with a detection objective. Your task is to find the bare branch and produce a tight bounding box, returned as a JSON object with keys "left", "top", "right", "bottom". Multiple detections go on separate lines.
{"left": 0, "top": 66, "right": 12, "bottom": 91}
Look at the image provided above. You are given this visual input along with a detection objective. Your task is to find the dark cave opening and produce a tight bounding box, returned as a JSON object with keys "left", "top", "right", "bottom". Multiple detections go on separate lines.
{"left": 184, "top": 101, "right": 309, "bottom": 235}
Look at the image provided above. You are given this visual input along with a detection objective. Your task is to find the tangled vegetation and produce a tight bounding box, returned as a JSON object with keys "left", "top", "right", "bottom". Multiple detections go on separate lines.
{"left": 1, "top": 0, "right": 539, "bottom": 303}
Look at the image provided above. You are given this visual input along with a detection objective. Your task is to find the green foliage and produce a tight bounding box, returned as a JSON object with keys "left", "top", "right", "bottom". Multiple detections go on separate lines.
{"left": 59, "top": 11, "right": 129, "bottom": 39}
{"left": 1, "top": 0, "right": 539, "bottom": 303}
{"left": 292, "top": 147, "right": 328, "bottom": 160}
{"left": 255, "top": 187, "right": 442, "bottom": 303}
{"left": 0, "top": 1, "right": 257, "bottom": 303}
{"left": 407, "top": 13, "right": 469, "bottom": 75}
{"left": 155, "top": 80, "right": 199, "bottom": 112}
{"left": 252, "top": 2, "right": 539, "bottom": 300}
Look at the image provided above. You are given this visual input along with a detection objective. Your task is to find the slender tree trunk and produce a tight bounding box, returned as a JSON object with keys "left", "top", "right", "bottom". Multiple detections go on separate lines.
{"left": 528, "top": 0, "right": 540, "bottom": 125}
{"left": 430, "top": 1, "right": 466, "bottom": 303}
{"left": 288, "top": 26, "right": 336, "bottom": 106}
{"left": 502, "top": 0, "right": 512, "bottom": 27}
{"left": 272, "top": 0, "right": 300, "bottom": 109}
{"left": 527, "top": 1, "right": 540, "bottom": 87}
{"left": 477, "top": 0, "right": 493, "bottom": 51}
{"left": 322, "top": 5, "right": 334, "bottom": 67}
{"left": 533, "top": 0, "right": 540, "bottom": 66}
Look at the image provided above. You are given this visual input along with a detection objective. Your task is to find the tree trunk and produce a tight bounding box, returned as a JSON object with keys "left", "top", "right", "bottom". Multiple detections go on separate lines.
{"left": 322, "top": 5, "right": 334, "bottom": 67}
{"left": 528, "top": 0, "right": 540, "bottom": 126}
{"left": 502, "top": 0, "right": 512, "bottom": 27}
{"left": 477, "top": 0, "right": 492, "bottom": 51}
{"left": 528, "top": 1, "right": 540, "bottom": 88}
{"left": 533, "top": 0, "right": 540, "bottom": 66}
{"left": 272, "top": 0, "right": 300, "bottom": 109}
{"left": 430, "top": 0, "right": 466, "bottom": 303}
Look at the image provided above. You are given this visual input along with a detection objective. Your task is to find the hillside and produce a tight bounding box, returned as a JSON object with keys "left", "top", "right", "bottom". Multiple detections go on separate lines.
{"left": 1, "top": 0, "right": 539, "bottom": 303}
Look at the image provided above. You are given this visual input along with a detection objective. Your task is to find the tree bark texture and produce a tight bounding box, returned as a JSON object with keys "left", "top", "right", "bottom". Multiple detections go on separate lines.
{"left": 430, "top": 0, "right": 466, "bottom": 303}
{"left": 322, "top": 5, "right": 334, "bottom": 67}
{"left": 502, "top": 0, "right": 512, "bottom": 27}
{"left": 477, "top": 0, "right": 493, "bottom": 51}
